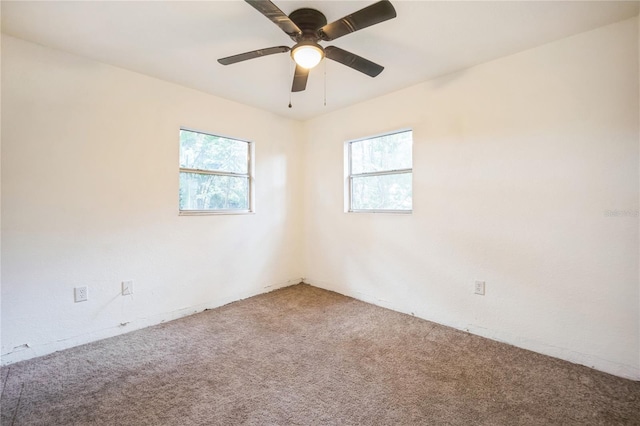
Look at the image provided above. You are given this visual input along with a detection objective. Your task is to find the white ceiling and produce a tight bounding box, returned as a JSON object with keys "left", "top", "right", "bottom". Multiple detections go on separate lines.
{"left": 2, "top": 1, "right": 638, "bottom": 121}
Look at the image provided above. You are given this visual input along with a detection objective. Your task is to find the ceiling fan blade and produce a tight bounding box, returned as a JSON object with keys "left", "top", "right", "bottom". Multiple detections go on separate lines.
{"left": 245, "top": 0, "right": 302, "bottom": 38}
{"left": 325, "top": 46, "right": 384, "bottom": 77}
{"left": 292, "top": 65, "right": 309, "bottom": 92}
{"left": 218, "top": 46, "right": 290, "bottom": 65}
{"left": 319, "top": 0, "right": 396, "bottom": 41}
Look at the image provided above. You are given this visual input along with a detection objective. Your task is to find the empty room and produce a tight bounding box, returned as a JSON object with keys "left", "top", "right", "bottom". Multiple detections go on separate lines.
{"left": 1, "top": 0, "right": 639, "bottom": 424}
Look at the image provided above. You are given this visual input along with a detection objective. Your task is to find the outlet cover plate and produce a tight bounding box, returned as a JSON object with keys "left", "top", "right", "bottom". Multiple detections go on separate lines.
{"left": 74, "top": 286, "right": 88, "bottom": 302}
{"left": 122, "top": 280, "right": 134, "bottom": 296}
{"left": 474, "top": 280, "right": 485, "bottom": 295}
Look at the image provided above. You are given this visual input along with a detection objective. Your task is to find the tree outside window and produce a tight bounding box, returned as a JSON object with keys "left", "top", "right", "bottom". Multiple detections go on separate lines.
{"left": 179, "top": 129, "right": 253, "bottom": 214}
{"left": 348, "top": 130, "right": 412, "bottom": 212}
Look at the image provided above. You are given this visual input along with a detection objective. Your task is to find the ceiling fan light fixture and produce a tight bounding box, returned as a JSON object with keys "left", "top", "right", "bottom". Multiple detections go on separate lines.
{"left": 291, "top": 42, "right": 324, "bottom": 69}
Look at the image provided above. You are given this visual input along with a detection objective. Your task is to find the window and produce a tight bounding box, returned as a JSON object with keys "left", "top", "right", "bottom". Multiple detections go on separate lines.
{"left": 347, "top": 130, "right": 412, "bottom": 213}
{"left": 179, "top": 129, "right": 253, "bottom": 214}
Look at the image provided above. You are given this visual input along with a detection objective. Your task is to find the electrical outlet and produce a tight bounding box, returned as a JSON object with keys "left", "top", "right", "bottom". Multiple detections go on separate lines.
{"left": 122, "top": 280, "right": 134, "bottom": 296}
{"left": 74, "top": 286, "right": 88, "bottom": 302}
{"left": 474, "top": 280, "right": 485, "bottom": 296}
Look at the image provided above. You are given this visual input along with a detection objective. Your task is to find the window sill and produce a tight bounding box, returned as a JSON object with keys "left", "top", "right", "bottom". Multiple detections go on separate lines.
{"left": 179, "top": 210, "right": 254, "bottom": 216}
{"left": 348, "top": 209, "right": 412, "bottom": 214}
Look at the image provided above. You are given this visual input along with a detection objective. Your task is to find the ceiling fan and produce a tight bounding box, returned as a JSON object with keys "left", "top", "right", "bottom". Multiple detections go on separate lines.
{"left": 218, "top": 0, "right": 397, "bottom": 93}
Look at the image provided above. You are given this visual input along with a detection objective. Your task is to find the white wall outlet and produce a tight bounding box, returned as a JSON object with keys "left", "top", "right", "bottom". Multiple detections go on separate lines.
{"left": 474, "top": 280, "right": 485, "bottom": 295}
{"left": 74, "top": 286, "right": 88, "bottom": 302}
{"left": 122, "top": 280, "right": 134, "bottom": 296}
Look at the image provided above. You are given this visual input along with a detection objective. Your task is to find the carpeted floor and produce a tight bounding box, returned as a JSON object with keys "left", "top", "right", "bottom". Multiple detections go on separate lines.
{"left": 1, "top": 284, "right": 639, "bottom": 425}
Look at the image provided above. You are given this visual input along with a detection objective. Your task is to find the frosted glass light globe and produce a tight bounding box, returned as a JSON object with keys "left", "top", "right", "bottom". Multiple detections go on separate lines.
{"left": 291, "top": 44, "right": 324, "bottom": 69}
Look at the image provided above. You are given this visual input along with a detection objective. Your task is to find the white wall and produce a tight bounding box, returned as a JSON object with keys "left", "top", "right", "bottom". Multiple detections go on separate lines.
{"left": 1, "top": 36, "right": 304, "bottom": 364}
{"left": 302, "top": 18, "right": 640, "bottom": 380}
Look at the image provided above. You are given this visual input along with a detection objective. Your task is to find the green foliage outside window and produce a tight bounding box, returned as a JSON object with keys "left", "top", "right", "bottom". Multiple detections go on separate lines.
{"left": 349, "top": 130, "right": 412, "bottom": 212}
{"left": 179, "top": 129, "right": 251, "bottom": 212}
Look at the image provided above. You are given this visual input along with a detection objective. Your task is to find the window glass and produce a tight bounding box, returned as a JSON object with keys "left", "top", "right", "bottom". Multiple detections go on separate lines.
{"left": 179, "top": 173, "right": 249, "bottom": 211}
{"left": 179, "top": 129, "right": 252, "bottom": 213}
{"left": 179, "top": 130, "right": 248, "bottom": 174}
{"left": 350, "top": 131, "right": 412, "bottom": 175}
{"left": 351, "top": 173, "right": 412, "bottom": 211}
{"left": 348, "top": 130, "right": 412, "bottom": 213}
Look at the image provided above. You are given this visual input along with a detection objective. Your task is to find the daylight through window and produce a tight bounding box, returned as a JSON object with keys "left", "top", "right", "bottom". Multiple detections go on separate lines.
{"left": 179, "top": 129, "right": 253, "bottom": 214}
{"left": 348, "top": 130, "right": 413, "bottom": 212}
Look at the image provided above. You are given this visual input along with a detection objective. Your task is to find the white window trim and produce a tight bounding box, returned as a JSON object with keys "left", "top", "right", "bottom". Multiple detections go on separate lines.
{"left": 345, "top": 129, "right": 413, "bottom": 214}
{"left": 179, "top": 127, "right": 255, "bottom": 216}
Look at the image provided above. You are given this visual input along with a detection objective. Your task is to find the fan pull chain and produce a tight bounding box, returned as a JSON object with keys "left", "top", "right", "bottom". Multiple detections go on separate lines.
{"left": 323, "top": 59, "right": 327, "bottom": 107}
{"left": 288, "top": 61, "right": 293, "bottom": 108}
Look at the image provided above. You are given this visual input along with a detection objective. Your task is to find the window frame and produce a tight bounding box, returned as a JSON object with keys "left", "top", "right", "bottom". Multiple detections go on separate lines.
{"left": 179, "top": 127, "right": 254, "bottom": 216}
{"left": 346, "top": 129, "right": 413, "bottom": 214}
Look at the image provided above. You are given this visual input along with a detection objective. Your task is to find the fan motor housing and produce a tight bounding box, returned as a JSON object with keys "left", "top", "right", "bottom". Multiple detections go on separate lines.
{"left": 288, "top": 8, "right": 327, "bottom": 41}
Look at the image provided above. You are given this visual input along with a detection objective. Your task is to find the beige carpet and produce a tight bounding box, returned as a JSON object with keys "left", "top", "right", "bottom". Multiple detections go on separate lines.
{"left": 1, "top": 284, "right": 639, "bottom": 425}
